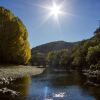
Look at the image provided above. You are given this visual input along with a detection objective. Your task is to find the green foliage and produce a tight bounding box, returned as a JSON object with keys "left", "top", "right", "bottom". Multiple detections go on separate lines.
{"left": 46, "top": 49, "right": 71, "bottom": 69}
{"left": 30, "top": 27, "right": 100, "bottom": 71}
{"left": 46, "top": 28, "right": 100, "bottom": 70}
{"left": 31, "top": 52, "right": 46, "bottom": 66}
{"left": 0, "top": 7, "right": 31, "bottom": 64}
{"left": 32, "top": 27, "right": 100, "bottom": 71}
{"left": 71, "top": 27, "right": 100, "bottom": 70}
{"left": 94, "top": 27, "right": 100, "bottom": 41}
{"left": 86, "top": 45, "right": 100, "bottom": 65}
{"left": 71, "top": 41, "right": 87, "bottom": 69}
{"left": 46, "top": 51, "right": 56, "bottom": 66}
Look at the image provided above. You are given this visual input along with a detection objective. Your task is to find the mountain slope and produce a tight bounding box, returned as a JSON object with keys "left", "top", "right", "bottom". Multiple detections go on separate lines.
{"left": 31, "top": 41, "right": 79, "bottom": 54}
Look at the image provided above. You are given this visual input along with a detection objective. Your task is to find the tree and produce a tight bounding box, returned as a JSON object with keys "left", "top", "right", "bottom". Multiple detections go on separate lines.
{"left": 46, "top": 51, "right": 57, "bottom": 67}
{"left": 94, "top": 27, "right": 100, "bottom": 41}
{"left": 57, "top": 49, "right": 70, "bottom": 69}
{"left": 72, "top": 41, "right": 87, "bottom": 69}
{"left": 46, "top": 49, "right": 71, "bottom": 70}
{"left": 72, "top": 48, "right": 86, "bottom": 68}
{"left": 0, "top": 7, "right": 31, "bottom": 64}
{"left": 31, "top": 52, "right": 46, "bottom": 66}
{"left": 86, "top": 45, "right": 100, "bottom": 65}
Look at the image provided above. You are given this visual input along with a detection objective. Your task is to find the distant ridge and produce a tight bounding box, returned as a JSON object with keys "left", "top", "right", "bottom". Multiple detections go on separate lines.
{"left": 31, "top": 41, "right": 79, "bottom": 54}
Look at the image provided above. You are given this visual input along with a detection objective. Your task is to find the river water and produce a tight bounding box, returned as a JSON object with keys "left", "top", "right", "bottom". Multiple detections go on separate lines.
{"left": 0, "top": 69, "right": 100, "bottom": 100}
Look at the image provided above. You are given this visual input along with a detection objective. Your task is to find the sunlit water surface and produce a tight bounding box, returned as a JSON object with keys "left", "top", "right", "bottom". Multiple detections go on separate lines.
{"left": 0, "top": 69, "right": 100, "bottom": 100}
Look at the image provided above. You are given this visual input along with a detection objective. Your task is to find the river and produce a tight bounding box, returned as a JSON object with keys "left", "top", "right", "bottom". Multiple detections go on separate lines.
{"left": 0, "top": 69, "right": 100, "bottom": 100}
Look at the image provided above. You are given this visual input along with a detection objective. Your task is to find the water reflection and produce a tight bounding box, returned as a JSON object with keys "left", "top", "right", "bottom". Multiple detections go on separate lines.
{"left": 27, "top": 70, "right": 99, "bottom": 100}
{"left": 0, "top": 76, "right": 31, "bottom": 100}
{"left": 0, "top": 70, "right": 100, "bottom": 100}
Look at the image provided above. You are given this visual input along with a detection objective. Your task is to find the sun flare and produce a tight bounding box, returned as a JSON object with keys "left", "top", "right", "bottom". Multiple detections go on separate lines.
{"left": 48, "top": 2, "right": 63, "bottom": 20}
{"left": 36, "top": 1, "right": 75, "bottom": 24}
{"left": 39, "top": 1, "right": 65, "bottom": 23}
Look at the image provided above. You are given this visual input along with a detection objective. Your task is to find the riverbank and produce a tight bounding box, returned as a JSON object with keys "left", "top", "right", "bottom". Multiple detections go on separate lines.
{"left": 0, "top": 65, "right": 45, "bottom": 97}
{"left": 0, "top": 65, "right": 45, "bottom": 79}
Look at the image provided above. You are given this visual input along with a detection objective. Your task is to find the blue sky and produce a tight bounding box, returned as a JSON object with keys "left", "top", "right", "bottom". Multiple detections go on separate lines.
{"left": 0, "top": 0, "right": 100, "bottom": 48}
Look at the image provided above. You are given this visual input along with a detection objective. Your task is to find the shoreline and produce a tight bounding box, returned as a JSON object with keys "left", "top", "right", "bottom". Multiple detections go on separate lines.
{"left": 0, "top": 65, "right": 45, "bottom": 79}
{"left": 0, "top": 65, "right": 45, "bottom": 96}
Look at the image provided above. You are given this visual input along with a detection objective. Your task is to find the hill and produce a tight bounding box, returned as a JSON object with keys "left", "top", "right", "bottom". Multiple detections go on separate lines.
{"left": 31, "top": 41, "right": 79, "bottom": 54}
{"left": 31, "top": 41, "right": 79, "bottom": 66}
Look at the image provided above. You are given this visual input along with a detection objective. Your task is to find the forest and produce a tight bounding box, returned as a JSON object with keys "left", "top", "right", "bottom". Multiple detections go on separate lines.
{"left": 31, "top": 27, "right": 100, "bottom": 71}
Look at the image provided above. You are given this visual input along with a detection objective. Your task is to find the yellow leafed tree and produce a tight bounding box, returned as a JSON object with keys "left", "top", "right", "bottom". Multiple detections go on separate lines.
{"left": 0, "top": 7, "right": 31, "bottom": 64}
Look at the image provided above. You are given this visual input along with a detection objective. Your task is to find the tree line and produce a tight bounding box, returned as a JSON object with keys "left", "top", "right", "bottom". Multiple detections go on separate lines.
{"left": 31, "top": 27, "right": 100, "bottom": 71}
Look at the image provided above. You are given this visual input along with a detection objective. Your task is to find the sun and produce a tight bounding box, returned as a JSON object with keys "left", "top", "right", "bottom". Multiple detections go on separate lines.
{"left": 48, "top": 2, "right": 63, "bottom": 20}
{"left": 36, "top": 1, "right": 72, "bottom": 24}
{"left": 36, "top": 1, "right": 75, "bottom": 24}
{"left": 39, "top": 1, "right": 65, "bottom": 22}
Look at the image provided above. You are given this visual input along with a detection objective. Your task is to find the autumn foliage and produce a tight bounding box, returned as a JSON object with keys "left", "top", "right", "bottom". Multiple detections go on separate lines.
{"left": 0, "top": 7, "right": 31, "bottom": 64}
